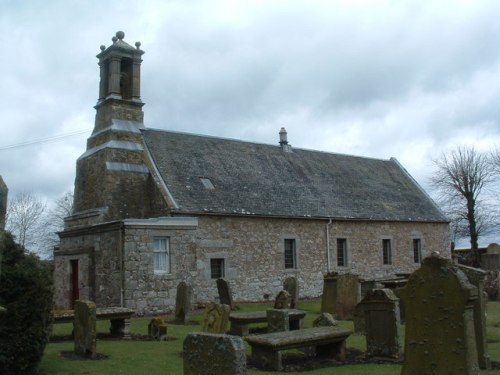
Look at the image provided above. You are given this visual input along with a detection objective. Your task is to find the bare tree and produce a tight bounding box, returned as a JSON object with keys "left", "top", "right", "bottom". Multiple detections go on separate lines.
{"left": 430, "top": 146, "right": 493, "bottom": 267}
{"left": 6, "top": 191, "right": 47, "bottom": 252}
{"left": 40, "top": 192, "right": 74, "bottom": 258}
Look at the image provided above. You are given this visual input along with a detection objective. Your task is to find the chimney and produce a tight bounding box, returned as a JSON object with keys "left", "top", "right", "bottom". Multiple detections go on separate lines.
{"left": 279, "top": 127, "right": 292, "bottom": 152}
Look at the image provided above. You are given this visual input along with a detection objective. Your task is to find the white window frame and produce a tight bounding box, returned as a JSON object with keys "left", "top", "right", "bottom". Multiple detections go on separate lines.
{"left": 153, "top": 237, "right": 171, "bottom": 274}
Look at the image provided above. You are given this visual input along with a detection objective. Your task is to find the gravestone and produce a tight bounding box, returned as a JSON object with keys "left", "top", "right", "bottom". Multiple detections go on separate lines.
{"left": 283, "top": 276, "right": 299, "bottom": 308}
{"left": 362, "top": 288, "right": 401, "bottom": 359}
{"left": 216, "top": 278, "right": 236, "bottom": 310}
{"left": 320, "top": 272, "right": 337, "bottom": 314}
{"left": 274, "top": 290, "right": 291, "bottom": 309}
{"left": 312, "top": 312, "right": 338, "bottom": 327}
{"left": 352, "top": 303, "right": 365, "bottom": 334}
{"left": 175, "top": 281, "right": 192, "bottom": 324}
{"left": 336, "top": 273, "right": 361, "bottom": 319}
{"left": 267, "top": 309, "right": 289, "bottom": 333}
{"left": 202, "top": 302, "right": 230, "bottom": 334}
{"left": 183, "top": 332, "right": 247, "bottom": 375}
{"left": 400, "top": 255, "right": 480, "bottom": 375}
{"left": 458, "top": 265, "right": 491, "bottom": 370}
{"left": 148, "top": 317, "right": 168, "bottom": 340}
{"left": 73, "top": 300, "right": 97, "bottom": 358}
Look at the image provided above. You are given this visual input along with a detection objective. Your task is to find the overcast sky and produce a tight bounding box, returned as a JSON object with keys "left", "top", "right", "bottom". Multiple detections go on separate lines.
{"left": 2, "top": 0, "right": 500, "bottom": 214}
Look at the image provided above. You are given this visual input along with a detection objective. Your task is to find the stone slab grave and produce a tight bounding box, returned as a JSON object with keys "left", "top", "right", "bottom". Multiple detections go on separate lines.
{"left": 283, "top": 276, "right": 299, "bottom": 308}
{"left": 183, "top": 332, "right": 247, "bottom": 375}
{"left": 73, "top": 300, "right": 97, "bottom": 358}
{"left": 361, "top": 288, "right": 402, "bottom": 360}
{"left": 216, "top": 278, "right": 236, "bottom": 310}
{"left": 320, "top": 272, "right": 361, "bottom": 319}
{"left": 148, "top": 317, "right": 168, "bottom": 340}
{"left": 202, "top": 302, "right": 230, "bottom": 334}
{"left": 229, "top": 309, "right": 306, "bottom": 336}
{"left": 175, "top": 281, "right": 192, "bottom": 324}
{"left": 245, "top": 326, "right": 351, "bottom": 371}
{"left": 400, "top": 254, "right": 480, "bottom": 375}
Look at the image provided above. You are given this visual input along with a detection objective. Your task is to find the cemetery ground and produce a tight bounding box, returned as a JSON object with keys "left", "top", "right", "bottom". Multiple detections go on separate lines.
{"left": 41, "top": 299, "right": 500, "bottom": 375}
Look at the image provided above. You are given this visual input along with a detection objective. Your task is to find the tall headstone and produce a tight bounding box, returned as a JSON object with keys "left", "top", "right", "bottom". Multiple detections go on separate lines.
{"left": 362, "top": 288, "right": 402, "bottom": 359}
{"left": 336, "top": 273, "right": 361, "bottom": 319}
{"left": 320, "top": 272, "right": 337, "bottom": 314}
{"left": 73, "top": 300, "right": 97, "bottom": 358}
{"left": 283, "top": 276, "right": 299, "bottom": 308}
{"left": 400, "top": 255, "right": 480, "bottom": 375}
{"left": 216, "top": 278, "right": 236, "bottom": 310}
{"left": 175, "top": 281, "right": 192, "bottom": 324}
{"left": 352, "top": 303, "right": 365, "bottom": 334}
{"left": 458, "top": 265, "right": 491, "bottom": 369}
{"left": 183, "top": 333, "right": 247, "bottom": 375}
{"left": 202, "top": 302, "right": 230, "bottom": 334}
{"left": 267, "top": 309, "right": 289, "bottom": 333}
{"left": 273, "top": 290, "right": 291, "bottom": 309}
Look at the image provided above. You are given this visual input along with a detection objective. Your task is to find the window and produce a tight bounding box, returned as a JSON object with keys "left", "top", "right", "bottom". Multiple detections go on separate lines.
{"left": 382, "top": 239, "right": 392, "bottom": 265}
{"left": 210, "top": 258, "right": 225, "bottom": 279}
{"left": 336, "top": 238, "right": 348, "bottom": 267}
{"left": 284, "top": 239, "right": 297, "bottom": 269}
{"left": 200, "top": 177, "right": 215, "bottom": 190}
{"left": 153, "top": 237, "right": 170, "bottom": 273}
{"left": 413, "top": 238, "right": 422, "bottom": 263}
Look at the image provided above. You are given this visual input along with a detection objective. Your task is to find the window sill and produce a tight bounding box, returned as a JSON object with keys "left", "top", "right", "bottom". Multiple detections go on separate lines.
{"left": 153, "top": 272, "right": 175, "bottom": 279}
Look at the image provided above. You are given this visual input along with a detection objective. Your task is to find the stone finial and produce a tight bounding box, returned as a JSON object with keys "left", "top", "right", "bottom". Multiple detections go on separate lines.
{"left": 135, "top": 41, "right": 141, "bottom": 49}
{"left": 100, "top": 45, "right": 106, "bottom": 51}
{"left": 116, "top": 31, "right": 125, "bottom": 40}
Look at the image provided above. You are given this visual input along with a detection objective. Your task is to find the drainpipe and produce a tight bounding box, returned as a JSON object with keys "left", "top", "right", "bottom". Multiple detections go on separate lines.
{"left": 119, "top": 222, "right": 125, "bottom": 307}
{"left": 326, "top": 218, "right": 333, "bottom": 273}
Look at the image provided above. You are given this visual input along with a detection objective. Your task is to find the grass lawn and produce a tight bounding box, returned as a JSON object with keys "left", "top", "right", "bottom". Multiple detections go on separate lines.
{"left": 40, "top": 299, "right": 500, "bottom": 374}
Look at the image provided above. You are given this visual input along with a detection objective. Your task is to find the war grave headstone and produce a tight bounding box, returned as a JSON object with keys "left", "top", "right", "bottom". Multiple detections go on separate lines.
{"left": 458, "top": 265, "right": 491, "bottom": 369}
{"left": 400, "top": 254, "right": 480, "bottom": 375}
{"left": 216, "top": 278, "right": 236, "bottom": 310}
{"left": 202, "top": 302, "right": 230, "bottom": 334}
{"left": 148, "top": 317, "right": 168, "bottom": 340}
{"left": 73, "top": 300, "right": 97, "bottom": 358}
{"left": 362, "top": 288, "right": 401, "bottom": 360}
{"left": 267, "top": 309, "right": 289, "bottom": 333}
{"left": 175, "top": 281, "right": 192, "bottom": 324}
{"left": 183, "top": 332, "right": 247, "bottom": 375}
{"left": 274, "top": 289, "right": 291, "bottom": 309}
{"left": 283, "top": 276, "right": 299, "bottom": 308}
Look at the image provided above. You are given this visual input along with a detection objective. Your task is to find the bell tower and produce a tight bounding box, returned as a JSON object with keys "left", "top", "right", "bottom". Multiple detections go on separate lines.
{"left": 71, "top": 31, "right": 154, "bottom": 222}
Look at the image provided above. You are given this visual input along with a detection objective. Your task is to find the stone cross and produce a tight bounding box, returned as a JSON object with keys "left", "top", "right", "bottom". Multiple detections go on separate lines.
{"left": 267, "top": 309, "right": 289, "bottom": 333}
{"left": 361, "top": 288, "right": 401, "bottom": 359}
{"left": 283, "top": 276, "right": 299, "bottom": 308}
{"left": 183, "top": 332, "right": 247, "bottom": 375}
{"left": 73, "top": 300, "right": 97, "bottom": 358}
{"left": 175, "top": 281, "right": 192, "bottom": 324}
{"left": 202, "top": 302, "right": 230, "bottom": 334}
{"left": 216, "top": 278, "right": 236, "bottom": 310}
{"left": 400, "top": 255, "right": 480, "bottom": 375}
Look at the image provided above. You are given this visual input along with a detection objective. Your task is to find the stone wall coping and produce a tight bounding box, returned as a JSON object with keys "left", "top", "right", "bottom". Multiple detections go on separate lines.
{"left": 123, "top": 216, "right": 198, "bottom": 228}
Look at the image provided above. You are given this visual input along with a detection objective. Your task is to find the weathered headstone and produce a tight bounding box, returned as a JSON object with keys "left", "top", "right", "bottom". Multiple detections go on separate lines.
{"left": 336, "top": 273, "right": 361, "bottom": 319}
{"left": 312, "top": 312, "right": 338, "bottom": 327}
{"left": 202, "top": 302, "right": 230, "bottom": 333}
{"left": 400, "top": 255, "right": 480, "bottom": 375}
{"left": 175, "top": 281, "right": 192, "bottom": 324}
{"left": 352, "top": 303, "right": 365, "bottom": 334}
{"left": 216, "top": 278, "right": 236, "bottom": 310}
{"left": 148, "top": 317, "right": 168, "bottom": 340}
{"left": 458, "top": 265, "right": 491, "bottom": 370}
{"left": 73, "top": 300, "right": 97, "bottom": 358}
{"left": 274, "top": 290, "right": 291, "bottom": 309}
{"left": 283, "top": 276, "right": 299, "bottom": 308}
{"left": 362, "top": 288, "right": 401, "bottom": 359}
{"left": 320, "top": 272, "right": 337, "bottom": 314}
{"left": 183, "top": 333, "right": 247, "bottom": 375}
{"left": 267, "top": 309, "right": 289, "bottom": 333}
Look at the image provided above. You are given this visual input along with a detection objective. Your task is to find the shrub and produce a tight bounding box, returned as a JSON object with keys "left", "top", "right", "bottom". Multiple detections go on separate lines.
{"left": 0, "top": 231, "right": 54, "bottom": 374}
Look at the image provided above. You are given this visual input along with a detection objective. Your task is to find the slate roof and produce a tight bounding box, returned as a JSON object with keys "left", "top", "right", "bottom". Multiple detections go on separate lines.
{"left": 142, "top": 129, "right": 446, "bottom": 222}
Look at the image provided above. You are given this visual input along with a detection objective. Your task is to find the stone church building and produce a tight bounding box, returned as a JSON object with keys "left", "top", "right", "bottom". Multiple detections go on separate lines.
{"left": 53, "top": 32, "right": 449, "bottom": 314}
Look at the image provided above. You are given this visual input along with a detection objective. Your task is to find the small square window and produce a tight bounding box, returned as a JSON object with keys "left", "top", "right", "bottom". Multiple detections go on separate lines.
{"left": 413, "top": 239, "right": 422, "bottom": 263}
{"left": 337, "top": 238, "right": 348, "bottom": 267}
{"left": 284, "top": 239, "right": 296, "bottom": 269}
{"left": 210, "top": 258, "right": 225, "bottom": 279}
{"left": 382, "top": 239, "right": 392, "bottom": 265}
